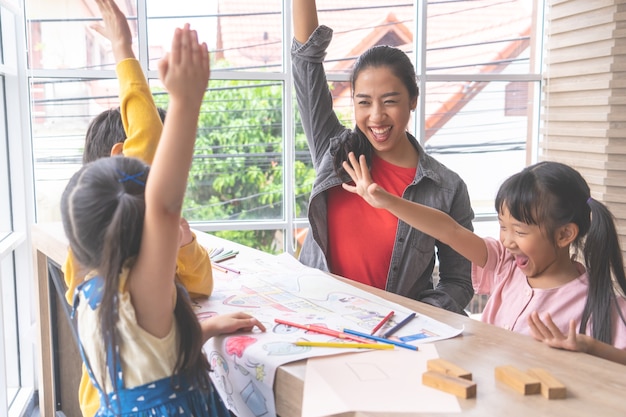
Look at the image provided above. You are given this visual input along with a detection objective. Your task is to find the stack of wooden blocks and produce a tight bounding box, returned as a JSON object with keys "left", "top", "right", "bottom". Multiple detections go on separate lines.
{"left": 422, "top": 358, "right": 477, "bottom": 398}
{"left": 422, "top": 359, "right": 567, "bottom": 400}
{"left": 495, "top": 365, "right": 566, "bottom": 399}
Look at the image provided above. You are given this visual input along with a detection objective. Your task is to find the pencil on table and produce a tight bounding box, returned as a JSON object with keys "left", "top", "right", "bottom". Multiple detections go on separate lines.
{"left": 212, "top": 263, "right": 229, "bottom": 273}
{"left": 343, "top": 328, "right": 419, "bottom": 351}
{"left": 274, "top": 318, "right": 372, "bottom": 344}
{"left": 371, "top": 310, "right": 394, "bottom": 335}
{"left": 295, "top": 341, "right": 394, "bottom": 350}
{"left": 213, "top": 252, "right": 238, "bottom": 263}
{"left": 383, "top": 312, "right": 416, "bottom": 338}
{"left": 217, "top": 263, "right": 241, "bottom": 274}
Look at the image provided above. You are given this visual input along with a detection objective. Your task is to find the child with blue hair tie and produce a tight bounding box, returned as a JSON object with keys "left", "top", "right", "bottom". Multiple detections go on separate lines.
{"left": 62, "top": 21, "right": 265, "bottom": 416}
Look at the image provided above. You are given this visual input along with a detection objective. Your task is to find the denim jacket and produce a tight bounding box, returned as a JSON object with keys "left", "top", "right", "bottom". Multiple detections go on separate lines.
{"left": 292, "top": 26, "right": 475, "bottom": 314}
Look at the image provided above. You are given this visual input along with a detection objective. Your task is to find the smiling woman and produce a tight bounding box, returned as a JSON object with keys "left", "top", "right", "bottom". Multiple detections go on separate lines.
{"left": 291, "top": 0, "right": 475, "bottom": 315}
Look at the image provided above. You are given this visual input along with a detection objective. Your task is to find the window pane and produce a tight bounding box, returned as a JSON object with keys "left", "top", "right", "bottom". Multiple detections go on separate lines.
{"left": 423, "top": 81, "right": 533, "bottom": 214}
{"left": 213, "top": 229, "right": 283, "bottom": 254}
{"left": 147, "top": 1, "right": 283, "bottom": 73}
{"left": 151, "top": 79, "right": 285, "bottom": 222}
{"left": 26, "top": 1, "right": 137, "bottom": 71}
{"left": 31, "top": 76, "right": 286, "bottom": 223}
{"left": 30, "top": 78, "right": 113, "bottom": 222}
{"left": 426, "top": 0, "right": 534, "bottom": 74}
{"left": 319, "top": 2, "right": 415, "bottom": 76}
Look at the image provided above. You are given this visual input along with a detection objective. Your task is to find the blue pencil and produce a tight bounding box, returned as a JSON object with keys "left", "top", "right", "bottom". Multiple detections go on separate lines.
{"left": 383, "top": 312, "right": 416, "bottom": 338}
{"left": 343, "top": 328, "right": 418, "bottom": 351}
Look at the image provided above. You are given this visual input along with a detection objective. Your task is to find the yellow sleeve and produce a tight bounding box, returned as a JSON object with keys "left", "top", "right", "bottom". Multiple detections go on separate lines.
{"left": 78, "top": 365, "right": 99, "bottom": 417}
{"left": 116, "top": 58, "right": 162, "bottom": 164}
{"left": 176, "top": 233, "right": 214, "bottom": 297}
{"left": 116, "top": 59, "right": 212, "bottom": 298}
{"left": 63, "top": 248, "right": 87, "bottom": 305}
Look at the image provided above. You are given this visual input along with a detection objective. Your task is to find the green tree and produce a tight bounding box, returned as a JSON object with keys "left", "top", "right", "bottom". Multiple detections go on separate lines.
{"left": 155, "top": 79, "right": 315, "bottom": 253}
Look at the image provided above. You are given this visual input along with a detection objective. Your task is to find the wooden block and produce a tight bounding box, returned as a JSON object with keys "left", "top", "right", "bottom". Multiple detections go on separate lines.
{"left": 494, "top": 365, "right": 541, "bottom": 395}
{"left": 427, "top": 358, "right": 472, "bottom": 380}
{"left": 527, "top": 368, "right": 567, "bottom": 399}
{"left": 422, "top": 371, "right": 477, "bottom": 399}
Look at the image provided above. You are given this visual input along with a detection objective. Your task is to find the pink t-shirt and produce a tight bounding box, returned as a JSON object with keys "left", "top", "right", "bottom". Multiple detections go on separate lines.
{"left": 472, "top": 237, "right": 626, "bottom": 349}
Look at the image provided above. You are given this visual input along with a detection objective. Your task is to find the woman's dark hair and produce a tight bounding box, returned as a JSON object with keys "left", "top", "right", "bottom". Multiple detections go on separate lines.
{"left": 61, "top": 156, "right": 211, "bottom": 403}
{"left": 332, "top": 45, "right": 419, "bottom": 174}
{"left": 495, "top": 161, "right": 626, "bottom": 344}
{"left": 83, "top": 106, "right": 167, "bottom": 164}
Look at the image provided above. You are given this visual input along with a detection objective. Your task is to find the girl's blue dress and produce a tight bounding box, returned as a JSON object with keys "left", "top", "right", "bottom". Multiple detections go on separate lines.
{"left": 73, "top": 276, "right": 230, "bottom": 416}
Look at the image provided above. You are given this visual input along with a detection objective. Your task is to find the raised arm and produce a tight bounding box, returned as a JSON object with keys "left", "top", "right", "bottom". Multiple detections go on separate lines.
{"left": 91, "top": 0, "right": 133, "bottom": 62}
{"left": 130, "top": 25, "right": 210, "bottom": 337}
{"left": 342, "top": 152, "right": 488, "bottom": 267}
{"left": 92, "top": 0, "right": 162, "bottom": 163}
{"left": 291, "top": 0, "right": 346, "bottom": 166}
{"left": 293, "top": 0, "right": 319, "bottom": 44}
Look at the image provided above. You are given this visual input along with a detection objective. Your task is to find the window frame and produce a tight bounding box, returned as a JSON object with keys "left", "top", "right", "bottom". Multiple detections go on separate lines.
{"left": 1, "top": 0, "right": 37, "bottom": 416}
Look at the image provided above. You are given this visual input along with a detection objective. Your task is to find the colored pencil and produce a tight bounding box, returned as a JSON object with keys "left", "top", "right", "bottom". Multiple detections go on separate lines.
{"left": 211, "top": 263, "right": 229, "bottom": 273}
{"left": 213, "top": 252, "right": 238, "bottom": 263}
{"left": 295, "top": 341, "right": 394, "bottom": 350}
{"left": 274, "top": 318, "right": 372, "bottom": 344}
{"left": 343, "top": 328, "right": 419, "bottom": 351}
{"left": 371, "top": 310, "right": 394, "bottom": 335}
{"left": 209, "top": 247, "right": 224, "bottom": 257}
{"left": 383, "top": 312, "right": 416, "bottom": 338}
{"left": 216, "top": 263, "right": 241, "bottom": 274}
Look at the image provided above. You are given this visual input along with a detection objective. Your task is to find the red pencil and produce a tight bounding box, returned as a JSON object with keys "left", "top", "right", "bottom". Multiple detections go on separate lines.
{"left": 274, "top": 318, "right": 372, "bottom": 344}
{"left": 371, "top": 311, "right": 394, "bottom": 335}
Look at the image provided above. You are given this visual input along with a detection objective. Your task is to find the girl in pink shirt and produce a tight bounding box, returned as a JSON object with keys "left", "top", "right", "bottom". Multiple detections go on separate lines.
{"left": 341, "top": 155, "right": 626, "bottom": 365}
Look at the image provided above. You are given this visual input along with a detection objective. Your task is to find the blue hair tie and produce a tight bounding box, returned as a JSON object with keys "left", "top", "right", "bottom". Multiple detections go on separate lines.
{"left": 586, "top": 197, "right": 593, "bottom": 205}
{"left": 116, "top": 169, "right": 145, "bottom": 186}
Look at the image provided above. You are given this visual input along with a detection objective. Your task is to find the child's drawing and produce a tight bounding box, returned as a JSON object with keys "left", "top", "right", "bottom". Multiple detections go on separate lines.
{"left": 201, "top": 252, "right": 463, "bottom": 417}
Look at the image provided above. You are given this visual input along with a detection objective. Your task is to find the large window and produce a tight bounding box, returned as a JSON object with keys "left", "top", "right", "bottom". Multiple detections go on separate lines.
{"left": 25, "top": 0, "right": 544, "bottom": 256}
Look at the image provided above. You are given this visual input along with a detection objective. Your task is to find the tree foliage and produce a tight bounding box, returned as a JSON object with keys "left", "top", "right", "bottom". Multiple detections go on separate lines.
{"left": 154, "top": 78, "right": 314, "bottom": 253}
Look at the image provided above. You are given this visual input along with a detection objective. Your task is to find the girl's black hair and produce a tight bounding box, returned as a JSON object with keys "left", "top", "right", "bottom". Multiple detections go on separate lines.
{"left": 61, "top": 156, "right": 211, "bottom": 405}
{"left": 332, "top": 45, "right": 419, "bottom": 175}
{"left": 495, "top": 161, "right": 626, "bottom": 344}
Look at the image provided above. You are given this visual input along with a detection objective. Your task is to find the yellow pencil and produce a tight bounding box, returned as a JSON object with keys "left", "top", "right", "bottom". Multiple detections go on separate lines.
{"left": 294, "top": 341, "right": 394, "bottom": 350}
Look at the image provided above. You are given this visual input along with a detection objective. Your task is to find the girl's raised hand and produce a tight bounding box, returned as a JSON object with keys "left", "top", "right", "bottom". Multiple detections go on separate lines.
{"left": 158, "top": 24, "right": 210, "bottom": 105}
{"left": 341, "top": 152, "right": 391, "bottom": 209}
